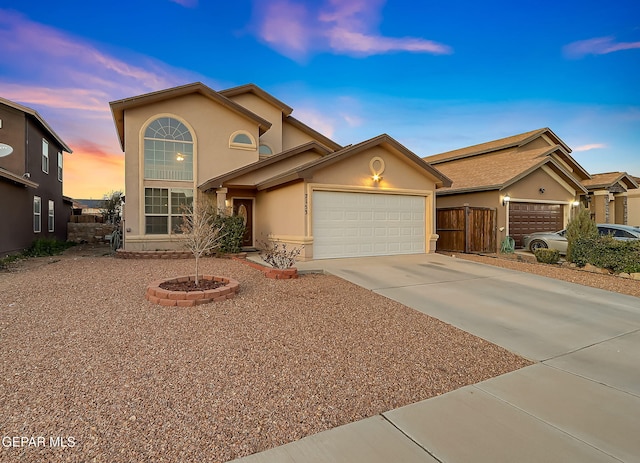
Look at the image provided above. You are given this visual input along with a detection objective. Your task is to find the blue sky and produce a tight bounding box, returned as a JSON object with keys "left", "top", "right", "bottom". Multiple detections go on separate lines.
{"left": 1, "top": 0, "right": 638, "bottom": 198}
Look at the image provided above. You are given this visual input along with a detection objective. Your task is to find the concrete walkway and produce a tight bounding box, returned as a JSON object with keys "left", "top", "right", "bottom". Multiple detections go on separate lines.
{"left": 235, "top": 253, "right": 640, "bottom": 462}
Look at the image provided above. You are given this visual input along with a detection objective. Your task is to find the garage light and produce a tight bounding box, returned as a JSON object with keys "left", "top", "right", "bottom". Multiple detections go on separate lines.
{"left": 372, "top": 174, "right": 382, "bottom": 182}
{"left": 502, "top": 195, "right": 511, "bottom": 206}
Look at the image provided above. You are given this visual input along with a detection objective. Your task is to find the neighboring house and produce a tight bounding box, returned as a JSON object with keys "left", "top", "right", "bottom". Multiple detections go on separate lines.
{"left": 0, "top": 97, "right": 73, "bottom": 255}
{"left": 580, "top": 172, "right": 639, "bottom": 225}
{"left": 110, "top": 82, "right": 451, "bottom": 260}
{"left": 423, "top": 128, "right": 590, "bottom": 251}
{"left": 629, "top": 176, "right": 640, "bottom": 227}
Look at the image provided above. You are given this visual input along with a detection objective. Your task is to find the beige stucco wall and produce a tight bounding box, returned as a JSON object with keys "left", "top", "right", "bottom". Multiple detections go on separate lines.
{"left": 255, "top": 181, "right": 307, "bottom": 251}
{"left": 282, "top": 120, "right": 324, "bottom": 151}
{"left": 225, "top": 93, "right": 284, "bottom": 154}
{"left": 123, "top": 93, "right": 261, "bottom": 249}
{"left": 227, "top": 151, "right": 323, "bottom": 186}
{"left": 628, "top": 189, "right": 640, "bottom": 226}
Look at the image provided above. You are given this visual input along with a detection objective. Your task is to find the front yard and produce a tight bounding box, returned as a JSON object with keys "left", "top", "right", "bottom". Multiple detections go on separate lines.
{"left": 0, "top": 246, "right": 529, "bottom": 462}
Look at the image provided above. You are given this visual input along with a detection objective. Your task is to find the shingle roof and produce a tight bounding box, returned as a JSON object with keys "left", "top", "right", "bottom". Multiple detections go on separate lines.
{"left": 423, "top": 128, "right": 590, "bottom": 194}
{"left": 424, "top": 128, "right": 556, "bottom": 164}
{"left": 582, "top": 172, "right": 639, "bottom": 190}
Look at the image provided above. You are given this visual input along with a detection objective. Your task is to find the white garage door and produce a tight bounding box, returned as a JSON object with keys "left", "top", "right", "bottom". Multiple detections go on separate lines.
{"left": 312, "top": 191, "right": 426, "bottom": 259}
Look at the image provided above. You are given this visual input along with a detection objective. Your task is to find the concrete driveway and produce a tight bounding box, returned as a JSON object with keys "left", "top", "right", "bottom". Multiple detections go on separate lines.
{"left": 236, "top": 253, "right": 640, "bottom": 462}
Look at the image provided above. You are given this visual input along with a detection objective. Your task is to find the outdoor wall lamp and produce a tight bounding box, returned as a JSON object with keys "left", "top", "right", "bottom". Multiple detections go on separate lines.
{"left": 572, "top": 200, "right": 580, "bottom": 207}
{"left": 369, "top": 156, "right": 385, "bottom": 183}
{"left": 502, "top": 195, "right": 511, "bottom": 206}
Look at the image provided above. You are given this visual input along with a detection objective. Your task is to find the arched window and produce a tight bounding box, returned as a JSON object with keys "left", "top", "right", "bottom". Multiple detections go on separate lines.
{"left": 229, "top": 130, "right": 256, "bottom": 150}
{"left": 259, "top": 144, "right": 273, "bottom": 156}
{"left": 144, "top": 117, "right": 193, "bottom": 180}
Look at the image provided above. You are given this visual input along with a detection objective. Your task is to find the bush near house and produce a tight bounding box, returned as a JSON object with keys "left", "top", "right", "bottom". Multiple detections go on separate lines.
{"left": 212, "top": 213, "right": 246, "bottom": 255}
{"left": 571, "top": 236, "right": 640, "bottom": 274}
{"left": 534, "top": 248, "right": 561, "bottom": 264}
{"left": 566, "top": 205, "right": 598, "bottom": 263}
{"left": 1, "top": 239, "right": 74, "bottom": 270}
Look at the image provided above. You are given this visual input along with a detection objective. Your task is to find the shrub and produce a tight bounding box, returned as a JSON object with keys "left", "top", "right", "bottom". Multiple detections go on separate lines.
{"left": 212, "top": 213, "right": 246, "bottom": 255}
{"left": 534, "top": 248, "right": 560, "bottom": 264}
{"left": 566, "top": 206, "right": 598, "bottom": 263}
{"left": 25, "top": 238, "right": 74, "bottom": 257}
{"left": 571, "top": 235, "right": 640, "bottom": 274}
{"left": 259, "top": 240, "right": 303, "bottom": 269}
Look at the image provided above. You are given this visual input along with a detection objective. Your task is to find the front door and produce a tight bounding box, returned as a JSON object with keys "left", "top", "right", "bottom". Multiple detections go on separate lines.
{"left": 233, "top": 198, "right": 254, "bottom": 247}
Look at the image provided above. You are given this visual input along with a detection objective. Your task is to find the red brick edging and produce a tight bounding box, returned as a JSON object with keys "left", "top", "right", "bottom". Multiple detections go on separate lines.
{"left": 116, "top": 249, "right": 192, "bottom": 259}
{"left": 145, "top": 275, "right": 240, "bottom": 307}
{"left": 232, "top": 257, "right": 298, "bottom": 279}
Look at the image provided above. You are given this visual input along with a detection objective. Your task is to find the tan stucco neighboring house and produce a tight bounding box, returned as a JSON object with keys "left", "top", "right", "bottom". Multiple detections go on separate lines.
{"left": 110, "top": 82, "right": 451, "bottom": 260}
{"left": 629, "top": 176, "right": 640, "bottom": 227}
{"left": 423, "top": 128, "right": 590, "bottom": 251}
{"left": 580, "top": 172, "right": 639, "bottom": 225}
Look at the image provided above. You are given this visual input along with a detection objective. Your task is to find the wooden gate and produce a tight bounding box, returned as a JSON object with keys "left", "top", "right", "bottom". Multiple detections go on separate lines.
{"left": 436, "top": 207, "right": 497, "bottom": 253}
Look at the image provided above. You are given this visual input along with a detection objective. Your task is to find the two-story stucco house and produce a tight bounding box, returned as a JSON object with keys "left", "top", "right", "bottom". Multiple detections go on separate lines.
{"left": 110, "top": 83, "right": 451, "bottom": 260}
{"left": 0, "top": 97, "right": 73, "bottom": 255}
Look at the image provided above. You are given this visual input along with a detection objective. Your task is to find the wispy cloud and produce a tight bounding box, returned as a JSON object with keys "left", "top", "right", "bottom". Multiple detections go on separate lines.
{"left": 573, "top": 143, "right": 607, "bottom": 152}
{"left": 170, "top": 0, "right": 198, "bottom": 7}
{"left": 253, "top": 0, "right": 452, "bottom": 60}
{"left": 0, "top": 9, "right": 202, "bottom": 198}
{"left": 563, "top": 36, "right": 640, "bottom": 58}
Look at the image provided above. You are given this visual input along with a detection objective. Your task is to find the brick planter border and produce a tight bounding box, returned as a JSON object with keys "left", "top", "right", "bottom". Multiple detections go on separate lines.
{"left": 232, "top": 257, "right": 298, "bottom": 279}
{"left": 116, "top": 249, "right": 192, "bottom": 259}
{"left": 145, "top": 275, "right": 240, "bottom": 307}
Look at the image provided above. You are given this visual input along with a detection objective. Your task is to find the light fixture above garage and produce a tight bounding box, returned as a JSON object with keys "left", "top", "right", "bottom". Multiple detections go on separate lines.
{"left": 502, "top": 194, "right": 511, "bottom": 206}
{"left": 369, "top": 156, "right": 385, "bottom": 182}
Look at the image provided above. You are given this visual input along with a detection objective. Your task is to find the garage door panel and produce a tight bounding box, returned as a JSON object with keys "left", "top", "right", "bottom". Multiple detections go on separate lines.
{"left": 509, "top": 202, "right": 563, "bottom": 248}
{"left": 313, "top": 191, "right": 426, "bottom": 259}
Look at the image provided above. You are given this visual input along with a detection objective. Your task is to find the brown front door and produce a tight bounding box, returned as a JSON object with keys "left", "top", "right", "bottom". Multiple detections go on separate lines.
{"left": 233, "top": 198, "right": 253, "bottom": 247}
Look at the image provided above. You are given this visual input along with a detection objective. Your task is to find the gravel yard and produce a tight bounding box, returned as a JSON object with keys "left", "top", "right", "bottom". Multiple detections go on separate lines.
{"left": 0, "top": 245, "right": 531, "bottom": 462}
{"left": 450, "top": 252, "right": 640, "bottom": 299}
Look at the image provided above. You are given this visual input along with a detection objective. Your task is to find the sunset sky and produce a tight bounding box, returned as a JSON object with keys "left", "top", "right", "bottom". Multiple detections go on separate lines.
{"left": 1, "top": 0, "right": 639, "bottom": 199}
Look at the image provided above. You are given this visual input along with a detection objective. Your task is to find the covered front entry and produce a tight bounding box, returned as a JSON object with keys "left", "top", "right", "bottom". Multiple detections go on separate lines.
{"left": 509, "top": 202, "right": 563, "bottom": 247}
{"left": 312, "top": 191, "right": 426, "bottom": 259}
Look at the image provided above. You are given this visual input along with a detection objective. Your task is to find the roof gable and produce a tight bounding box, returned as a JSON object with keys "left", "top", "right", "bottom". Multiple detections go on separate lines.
{"left": 109, "top": 82, "right": 272, "bottom": 150}
{"left": 219, "top": 84, "right": 293, "bottom": 116}
{"left": 258, "top": 134, "right": 452, "bottom": 191}
{"left": 582, "top": 172, "right": 639, "bottom": 190}
{"left": 200, "top": 141, "right": 333, "bottom": 191}
{"left": 0, "top": 97, "right": 72, "bottom": 153}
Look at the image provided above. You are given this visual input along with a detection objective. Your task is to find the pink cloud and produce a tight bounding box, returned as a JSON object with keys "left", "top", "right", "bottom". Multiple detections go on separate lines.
{"left": 253, "top": 0, "right": 452, "bottom": 60}
{"left": 573, "top": 143, "right": 607, "bottom": 152}
{"left": 563, "top": 36, "right": 640, "bottom": 58}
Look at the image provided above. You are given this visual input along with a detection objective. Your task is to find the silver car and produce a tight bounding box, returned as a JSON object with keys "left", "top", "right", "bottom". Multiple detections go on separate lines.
{"left": 523, "top": 224, "right": 640, "bottom": 254}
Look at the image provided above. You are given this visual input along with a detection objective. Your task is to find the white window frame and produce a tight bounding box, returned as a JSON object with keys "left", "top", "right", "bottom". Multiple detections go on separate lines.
{"left": 57, "top": 152, "right": 63, "bottom": 182}
{"left": 42, "top": 139, "right": 49, "bottom": 174}
{"left": 34, "top": 196, "right": 42, "bottom": 233}
{"left": 144, "top": 187, "right": 193, "bottom": 235}
{"left": 48, "top": 200, "right": 55, "bottom": 232}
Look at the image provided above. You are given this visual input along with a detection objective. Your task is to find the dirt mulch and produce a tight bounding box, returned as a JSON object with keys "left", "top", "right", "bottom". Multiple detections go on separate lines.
{"left": 445, "top": 251, "right": 640, "bottom": 299}
{"left": 0, "top": 245, "right": 530, "bottom": 462}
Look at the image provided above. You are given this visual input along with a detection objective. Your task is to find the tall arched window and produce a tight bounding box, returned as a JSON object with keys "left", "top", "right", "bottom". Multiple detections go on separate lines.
{"left": 144, "top": 117, "right": 193, "bottom": 180}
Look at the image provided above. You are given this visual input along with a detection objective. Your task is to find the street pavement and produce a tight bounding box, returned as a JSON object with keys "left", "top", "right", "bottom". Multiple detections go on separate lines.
{"left": 234, "top": 253, "right": 640, "bottom": 462}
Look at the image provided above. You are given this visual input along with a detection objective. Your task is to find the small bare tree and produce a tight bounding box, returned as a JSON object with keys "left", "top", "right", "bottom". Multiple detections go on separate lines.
{"left": 179, "top": 196, "right": 226, "bottom": 286}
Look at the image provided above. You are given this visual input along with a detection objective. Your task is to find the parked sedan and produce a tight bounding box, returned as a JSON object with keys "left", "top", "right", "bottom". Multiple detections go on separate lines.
{"left": 523, "top": 224, "right": 640, "bottom": 254}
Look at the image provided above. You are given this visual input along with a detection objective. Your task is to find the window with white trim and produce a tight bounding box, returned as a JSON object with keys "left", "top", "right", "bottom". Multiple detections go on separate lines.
{"left": 143, "top": 117, "right": 193, "bottom": 181}
{"left": 42, "top": 139, "right": 49, "bottom": 173}
{"left": 229, "top": 130, "right": 256, "bottom": 150}
{"left": 33, "top": 196, "right": 41, "bottom": 232}
{"left": 57, "top": 152, "right": 63, "bottom": 182}
{"left": 48, "top": 200, "right": 55, "bottom": 232}
{"left": 144, "top": 187, "right": 193, "bottom": 234}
